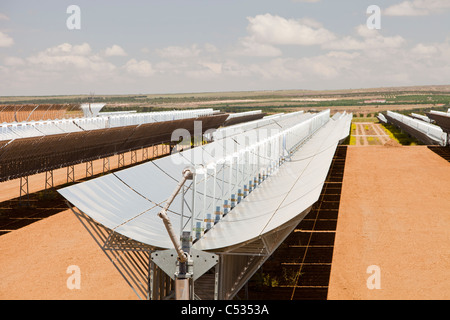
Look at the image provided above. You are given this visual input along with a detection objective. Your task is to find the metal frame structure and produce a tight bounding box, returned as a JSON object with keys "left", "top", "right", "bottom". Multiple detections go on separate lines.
{"left": 67, "top": 165, "right": 75, "bottom": 183}
{"left": 19, "top": 176, "right": 29, "bottom": 206}
{"left": 44, "top": 170, "right": 54, "bottom": 191}
{"left": 0, "top": 109, "right": 219, "bottom": 141}
{"left": 0, "top": 113, "right": 228, "bottom": 182}
{"left": 69, "top": 206, "right": 172, "bottom": 300}
{"left": 59, "top": 110, "right": 353, "bottom": 300}
{"left": 86, "top": 161, "right": 94, "bottom": 178}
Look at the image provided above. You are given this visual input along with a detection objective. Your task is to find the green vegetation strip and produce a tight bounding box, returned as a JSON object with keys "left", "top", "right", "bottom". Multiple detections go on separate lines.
{"left": 380, "top": 123, "right": 420, "bottom": 146}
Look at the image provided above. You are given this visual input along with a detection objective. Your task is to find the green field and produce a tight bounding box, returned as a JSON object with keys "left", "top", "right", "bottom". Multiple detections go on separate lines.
{"left": 1, "top": 85, "right": 449, "bottom": 116}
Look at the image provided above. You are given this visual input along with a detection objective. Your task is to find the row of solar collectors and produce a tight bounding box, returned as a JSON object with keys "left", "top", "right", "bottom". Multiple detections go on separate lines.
{"left": 58, "top": 110, "right": 353, "bottom": 252}
{"left": 426, "top": 110, "right": 450, "bottom": 134}
{"left": 0, "top": 109, "right": 217, "bottom": 141}
{"left": 225, "top": 110, "right": 262, "bottom": 119}
{"left": 0, "top": 113, "right": 229, "bottom": 182}
{"left": 58, "top": 110, "right": 335, "bottom": 250}
{"left": 410, "top": 113, "right": 432, "bottom": 123}
{"left": 221, "top": 110, "right": 266, "bottom": 127}
{"left": 211, "top": 111, "right": 305, "bottom": 140}
{"left": 0, "top": 104, "right": 82, "bottom": 123}
{"left": 410, "top": 110, "right": 450, "bottom": 126}
{"left": 214, "top": 110, "right": 352, "bottom": 145}
{"left": 385, "top": 111, "right": 447, "bottom": 146}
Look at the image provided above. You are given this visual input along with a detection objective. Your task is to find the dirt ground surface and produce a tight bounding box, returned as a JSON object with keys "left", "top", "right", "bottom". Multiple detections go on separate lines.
{"left": 0, "top": 209, "right": 137, "bottom": 300}
{"left": 328, "top": 146, "right": 450, "bottom": 299}
{"left": 353, "top": 122, "right": 392, "bottom": 146}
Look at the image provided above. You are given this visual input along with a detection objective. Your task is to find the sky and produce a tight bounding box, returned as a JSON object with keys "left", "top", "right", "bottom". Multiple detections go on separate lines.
{"left": 0, "top": 0, "right": 449, "bottom": 96}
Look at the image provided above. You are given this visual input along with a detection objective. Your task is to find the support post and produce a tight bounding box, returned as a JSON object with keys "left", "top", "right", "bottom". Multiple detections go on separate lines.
{"left": 86, "top": 161, "right": 93, "bottom": 178}
{"left": 157, "top": 168, "right": 193, "bottom": 263}
{"left": 131, "top": 149, "right": 137, "bottom": 164}
{"left": 45, "top": 170, "right": 54, "bottom": 191}
{"left": 67, "top": 165, "right": 75, "bottom": 183}
{"left": 103, "top": 157, "right": 110, "bottom": 173}
{"left": 118, "top": 153, "right": 125, "bottom": 168}
{"left": 19, "top": 176, "right": 29, "bottom": 206}
{"left": 142, "top": 147, "right": 149, "bottom": 161}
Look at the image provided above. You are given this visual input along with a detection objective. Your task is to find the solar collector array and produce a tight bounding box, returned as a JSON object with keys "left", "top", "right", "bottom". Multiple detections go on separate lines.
{"left": 59, "top": 110, "right": 353, "bottom": 251}
{"left": 0, "top": 109, "right": 217, "bottom": 141}
{"left": 212, "top": 111, "right": 307, "bottom": 141}
{"left": 426, "top": 110, "right": 450, "bottom": 134}
{"left": 385, "top": 110, "right": 447, "bottom": 146}
{"left": 0, "top": 104, "right": 82, "bottom": 123}
{"left": 0, "top": 113, "right": 228, "bottom": 182}
{"left": 222, "top": 110, "right": 266, "bottom": 127}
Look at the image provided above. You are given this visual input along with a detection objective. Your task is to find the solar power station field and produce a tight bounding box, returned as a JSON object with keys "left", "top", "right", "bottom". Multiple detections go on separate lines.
{"left": 1, "top": 99, "right": 449, "bottom": 301}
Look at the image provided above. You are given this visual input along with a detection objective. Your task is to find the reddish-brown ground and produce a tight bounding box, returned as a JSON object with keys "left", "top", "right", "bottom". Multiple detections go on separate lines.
{"left": 0, "top": 209, "right": 137, "bottom": 300}
{"left": 328, "top": 146, "right": 450, "bottom": 299}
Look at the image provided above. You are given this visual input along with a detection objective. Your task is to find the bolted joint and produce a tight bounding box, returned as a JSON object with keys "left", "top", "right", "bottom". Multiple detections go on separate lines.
{"left": 182, "top": 167, "right": 194, "bottom": 180}
{"left": 177, "top": 252, "right": 189, "bottom": 263}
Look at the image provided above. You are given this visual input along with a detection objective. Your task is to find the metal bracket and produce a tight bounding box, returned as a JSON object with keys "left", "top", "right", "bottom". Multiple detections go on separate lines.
{"left": 151, "top": 248, "right": 218, "bottom": 281}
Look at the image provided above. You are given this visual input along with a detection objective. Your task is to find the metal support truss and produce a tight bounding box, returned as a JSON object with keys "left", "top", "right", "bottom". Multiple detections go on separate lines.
{"left": 68, "top": 204, "right": 174, "bottom": 300}
{"left": 19, "top": 175, "right": 29, "bottom": 206}
{"left": 103, "top": 157, "right": 110, "bottom": 173}
{"left": 131, "top": 150, "right": 137, "bottom": 165}
{"left": 142, "top": 147, "right": 149, "bottom": 161}
{"left": 67, "top": 165, "right": 75, "bottom": 183}
{"left": 118, "top": 153, "right": 125, "bottom": 168}
{"left": 86, "top": 161, "right": 94, "bottom": 178}
{"left": 45, "top": 170, "right": 54, "bottom": 191}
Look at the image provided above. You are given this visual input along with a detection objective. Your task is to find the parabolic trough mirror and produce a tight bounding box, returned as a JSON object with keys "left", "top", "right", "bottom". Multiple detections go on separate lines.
{"left": 58, "top": 109, "right": 352, "bottom": 300}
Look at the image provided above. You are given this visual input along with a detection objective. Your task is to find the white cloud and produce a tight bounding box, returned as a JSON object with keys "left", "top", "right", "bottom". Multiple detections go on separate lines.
{"left": 156, "top": 44, "right": 201, "bottom": 59}
{"left": 154, "top": 61, "right": 186, "bottom": 75}
{"left": 3, "top": 56, "right": 25, "bottom": 66}
{"left": 323, "top": 25, "right": 406, "bottom": 51}
{"left": 200, "top": 61, "right": 222, "bottom": 74}
{"left": 0, "top": 31, "right": 14, "bottom": 47}
{"left": 244, "top": 50, "right": 360, "bottom": 82}
{"left": 233, "top": 36, "right": 282, "bottom": 57}
{"left": 411, "top": 43, "right": 439, "bottom": 56}
{"left": 246, "top": 14, "right": 336, "bottom": 46}
{"left": 0, "top": 42, "right": 122, "bottom": 95}
{"left": 203, "top": 43, "right": 218, "bottom": 53}
{"left": 43, "top": 42, "right": 92, "bottom": 56}
{"left": 124, "top": 59, "right": 154, "bottom": 77}
{"left": 185, "top": 66, "right": 219, "bottom": 80}
{"left": 105, "top": 44, "right": 127, "bottom": 57}
{"left": 0, "top": 13, "right": 10, "bottom": 21}
{"left": 2, "top": 7, "right": 450, "bottom": 96}
{"left": 152, "top": 44, "right": 224, "bottom": 80}
{"left": 385, "top": 0, "right": 450, "bottom": 16}
{"left": 25, "top": 43, "right": 116, "bottom": 74}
